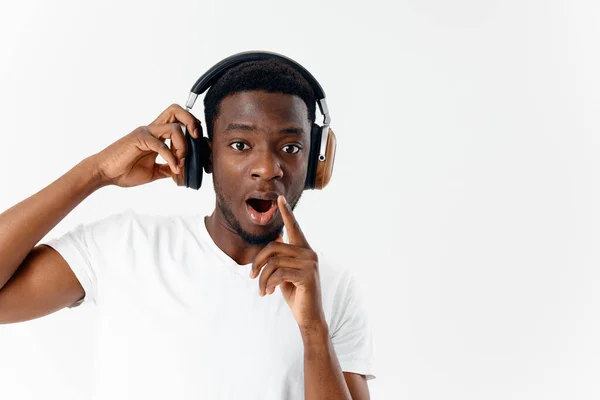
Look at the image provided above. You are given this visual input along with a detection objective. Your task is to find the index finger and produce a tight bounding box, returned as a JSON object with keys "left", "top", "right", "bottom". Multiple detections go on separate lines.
{"left": 277, "top": 195, "right": 310, "bottom": 249}
{"left": 150, "top": 103, "right": 201, "bottom": 139}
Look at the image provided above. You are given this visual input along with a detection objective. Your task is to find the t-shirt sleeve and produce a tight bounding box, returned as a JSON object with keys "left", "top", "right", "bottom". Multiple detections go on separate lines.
{"left": 41, "top": 210, "right": 130, "bottom": 308}
{"left": 329, "top": 268, "right": 376, "bottom": 381}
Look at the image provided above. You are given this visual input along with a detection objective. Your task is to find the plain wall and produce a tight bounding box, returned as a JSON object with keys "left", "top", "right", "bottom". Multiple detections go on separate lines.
{"left": 0, "top": 0, "right": 598, "bottom": 399}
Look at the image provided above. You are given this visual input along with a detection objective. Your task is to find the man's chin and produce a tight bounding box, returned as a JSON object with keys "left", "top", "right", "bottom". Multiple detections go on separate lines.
{"left": 236, "top": 223, "right": 284, "bottom": 246}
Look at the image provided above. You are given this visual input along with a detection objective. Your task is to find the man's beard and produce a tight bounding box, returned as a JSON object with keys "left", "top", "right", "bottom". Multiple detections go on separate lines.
{"left": 214, "top": 186, "right": 303, "bottom": 246}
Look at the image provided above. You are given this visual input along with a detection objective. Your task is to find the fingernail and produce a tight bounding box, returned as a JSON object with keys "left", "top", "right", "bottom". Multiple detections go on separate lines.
{"left": 259, "top": 288, "right": 263, "bottom": 296}
{"left": 281, "top": 195, "right": 287, "bottom": 205}
{"left": 193, "top": 128, "right": 199, "bottom": 138}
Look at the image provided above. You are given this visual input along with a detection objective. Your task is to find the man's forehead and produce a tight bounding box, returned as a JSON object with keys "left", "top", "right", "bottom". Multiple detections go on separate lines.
{"left": 218, "top": 91, "right": 309, "bottom": 122}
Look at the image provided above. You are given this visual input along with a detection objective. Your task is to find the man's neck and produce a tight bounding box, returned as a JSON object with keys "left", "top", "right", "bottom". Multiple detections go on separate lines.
{"left": 204, "top": 213, "right": 266, "bottom": 266}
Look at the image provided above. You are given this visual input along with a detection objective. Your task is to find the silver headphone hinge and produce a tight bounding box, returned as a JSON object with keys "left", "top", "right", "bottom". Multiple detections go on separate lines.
{"left": 185, "top": 92, "right": 198, "bottom": 110}
{"left": 317, "top": 98, "right": 331, "bottom": 125}
{"left": 317, "top": 98, "right": 330, "bottom": 161}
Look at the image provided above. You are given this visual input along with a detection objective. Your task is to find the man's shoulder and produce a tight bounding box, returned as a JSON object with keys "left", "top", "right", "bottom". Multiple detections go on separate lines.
{"left": 316, "top": 250, "right": 355, "bottom": 294}
{"left": 78, "top": 208, "right": 200, "bottom": 242}
{"left": 103, "top": 208, "right": 195, "bottom": 228}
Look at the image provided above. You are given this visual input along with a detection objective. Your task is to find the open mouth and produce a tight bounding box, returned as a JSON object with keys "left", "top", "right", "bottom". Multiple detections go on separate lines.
{"left": 245, "top": 198, "right": 278, "bottom": 225}
{"left": 247, "top": 199, "right": 275, "bottom": 213}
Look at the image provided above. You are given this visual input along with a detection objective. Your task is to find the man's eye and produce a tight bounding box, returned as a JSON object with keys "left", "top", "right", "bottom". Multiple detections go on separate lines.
{"left": 282, "top": 144, "right": 301, "bottom": 154}
{"left": 230, "top": 142, "right": 250, "bottom": 151}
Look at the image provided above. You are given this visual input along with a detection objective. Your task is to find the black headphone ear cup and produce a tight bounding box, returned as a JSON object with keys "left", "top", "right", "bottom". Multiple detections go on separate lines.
{"left": 200, "top": 137, "right": 211, "bottom": 174}
{"left": 304, "top": 124, "right": 322, "bottom": 190}
{"left": 184, "top": 126, "right": 204, "bottom": 190}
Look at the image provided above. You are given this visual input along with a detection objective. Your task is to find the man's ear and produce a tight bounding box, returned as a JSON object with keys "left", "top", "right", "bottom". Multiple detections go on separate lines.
{"left": 202, "top": 138, "right": 213, "bottom": 174}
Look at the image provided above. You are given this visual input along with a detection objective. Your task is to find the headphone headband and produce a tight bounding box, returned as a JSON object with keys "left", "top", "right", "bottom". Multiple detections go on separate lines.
{"left": 184, "top": 51, "right": 328, "bottom": 120}
{"left": 188, "top": 50, "right": 325, "bottom": 99}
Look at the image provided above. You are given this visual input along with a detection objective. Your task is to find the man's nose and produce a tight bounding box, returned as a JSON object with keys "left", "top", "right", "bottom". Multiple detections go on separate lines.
{"left": 250, "top": 150, "right": 283, "bottom": 181}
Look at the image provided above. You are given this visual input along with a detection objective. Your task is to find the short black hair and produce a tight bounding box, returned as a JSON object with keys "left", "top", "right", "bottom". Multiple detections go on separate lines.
{"left": 203, "top": 59, "right": 316, "bottom": 140}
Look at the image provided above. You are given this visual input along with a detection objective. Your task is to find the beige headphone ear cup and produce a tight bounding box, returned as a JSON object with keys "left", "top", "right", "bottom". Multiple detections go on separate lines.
{"left": 314, "top": 128, "right": 337, "bottom": 190}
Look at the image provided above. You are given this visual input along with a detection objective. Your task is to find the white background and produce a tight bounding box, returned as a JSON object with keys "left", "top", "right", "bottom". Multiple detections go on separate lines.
{"left": 0, "top": 0, "right": 598, "bottom": 399}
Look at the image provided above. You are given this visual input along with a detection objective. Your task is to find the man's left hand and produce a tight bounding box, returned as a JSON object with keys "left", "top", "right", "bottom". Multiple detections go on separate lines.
{"left": 250, "top": 195, "right": 326, "bottom": 331}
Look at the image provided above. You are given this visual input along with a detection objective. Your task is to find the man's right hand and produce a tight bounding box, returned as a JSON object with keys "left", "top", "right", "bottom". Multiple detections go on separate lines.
{"left": 91, "top": 104, "right": 201, "bottom": 188}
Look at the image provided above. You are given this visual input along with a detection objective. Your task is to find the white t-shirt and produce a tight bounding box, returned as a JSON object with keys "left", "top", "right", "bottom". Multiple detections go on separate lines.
{"left": 44, "top": 208, "right": 375, "bottom": 400}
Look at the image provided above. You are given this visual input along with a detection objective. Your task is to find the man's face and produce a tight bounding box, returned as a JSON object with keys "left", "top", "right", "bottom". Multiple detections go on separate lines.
{"left": 210, "top": 90, "right": 311, "bottom": 245}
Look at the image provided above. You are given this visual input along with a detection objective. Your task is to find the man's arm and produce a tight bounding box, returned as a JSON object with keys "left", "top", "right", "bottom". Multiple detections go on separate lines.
{"left": 0, "top": 157, "right": 102, "bottom": 294}
{"left": 0, "top": 157, "right": 105, "bottom": 323}
{"left": 302, "top": 321, "right": 370, "bottom": 400}
{"left": 0, "top": 158, "right": 106, "bottom": 323}
{"left": 0, "top": 104, "right": 200, "bottom": 323}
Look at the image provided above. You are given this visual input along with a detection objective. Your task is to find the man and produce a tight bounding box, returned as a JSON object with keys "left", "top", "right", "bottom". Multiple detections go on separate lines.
{"left": 0, "top": 56, "right": 374, "bottom": 399}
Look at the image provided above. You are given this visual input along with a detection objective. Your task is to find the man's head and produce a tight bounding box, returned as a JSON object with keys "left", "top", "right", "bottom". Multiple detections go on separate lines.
{"left": 203, "top": 59, "right": 317, "bottom": 245}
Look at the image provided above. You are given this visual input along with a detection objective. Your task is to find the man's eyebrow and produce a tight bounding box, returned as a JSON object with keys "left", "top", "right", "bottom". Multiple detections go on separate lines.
{"left": 278, "top": 127, "right": 305, "bottom": 135}
{"left": 224, "top": 123, "right": 257, "bottom": 133}
{"left": 223, "top": 124, "right": 305, "bottom": 135}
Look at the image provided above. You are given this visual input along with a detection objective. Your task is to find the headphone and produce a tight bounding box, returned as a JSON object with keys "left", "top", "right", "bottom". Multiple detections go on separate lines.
{"left": 181, "top": 50, "right": 336, "bottom": 191}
